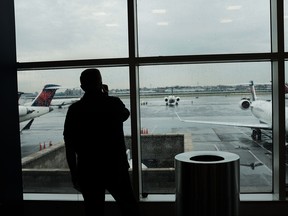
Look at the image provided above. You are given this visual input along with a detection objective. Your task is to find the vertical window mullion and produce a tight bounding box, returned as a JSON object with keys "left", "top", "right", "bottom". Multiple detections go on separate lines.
{"left": 270, "top": 0, "right": 286, "bottom": 200}
{"left": 0, "top": 0, "right": 23, "bottom": 204}
{"left": 127, "top": 0, "right": 142, "bottom": 199}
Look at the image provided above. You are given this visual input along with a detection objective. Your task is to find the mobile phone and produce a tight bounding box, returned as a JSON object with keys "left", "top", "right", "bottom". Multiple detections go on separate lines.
{"left": 102, "top": 84, "right": 109, "bottom": 95}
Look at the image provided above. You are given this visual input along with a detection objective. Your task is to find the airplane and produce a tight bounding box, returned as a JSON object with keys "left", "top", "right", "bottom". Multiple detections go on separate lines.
{"left": 164, "top": 88, "right": 180, "bottom": 106}
{"left": 50, "top": 97, "right": 79, "bottom": 108}
{"left": 126, "top": 149, "right": 147, "bottom": 168}
{"left": 175, "top": 81, "right": 287, "bottom": 141}
{"left": 241, "top": 161, "right": 263, "bottom": 170}
{"left": 19, "top": 84, "right": 60, "bottom": 130}
{"left": 50, "top": 85, "right": 110, "bottom": 108}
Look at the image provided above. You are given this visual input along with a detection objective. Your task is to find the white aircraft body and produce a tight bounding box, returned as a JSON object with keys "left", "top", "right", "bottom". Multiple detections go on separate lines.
{"left": 19, "top": 84, "right": 60, "bottom": 130}
{"left": 50, "top": 97, "right": 79, "bottom": 108}
{"left": 126, "top": 149, "right": 147, "bottom": 169}
{"left": 176, "top": 81, "right": 286, "bottom": 141}
{"left": 164, "top": 88, "right": 180, "bottom": 106}
{"left": 165, "top": 95, "right": 180, "bottom": 106}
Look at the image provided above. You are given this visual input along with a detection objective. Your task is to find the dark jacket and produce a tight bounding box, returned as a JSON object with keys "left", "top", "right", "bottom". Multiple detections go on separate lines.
{"left": 63, "top": 92, "right": 130, "bottom": 186}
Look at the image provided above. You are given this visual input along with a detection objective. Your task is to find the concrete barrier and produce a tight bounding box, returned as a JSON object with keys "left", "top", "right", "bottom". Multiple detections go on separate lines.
{"left": 22, "top": 134, "right": 185, "bottom": 194}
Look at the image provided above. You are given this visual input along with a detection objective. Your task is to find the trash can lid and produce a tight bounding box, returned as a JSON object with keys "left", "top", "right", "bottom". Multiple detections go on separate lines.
{"left": 175, "top": 151, "right": 240, "bottom": 164}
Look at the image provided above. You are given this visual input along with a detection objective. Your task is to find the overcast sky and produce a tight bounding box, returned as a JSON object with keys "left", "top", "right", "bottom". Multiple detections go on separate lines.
{"left": 14, "top": 0, "right": 284, "bottom": 93}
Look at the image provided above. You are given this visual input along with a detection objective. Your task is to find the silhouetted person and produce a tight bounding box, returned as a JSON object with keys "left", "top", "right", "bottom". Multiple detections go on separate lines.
{"left": 63, "top": 68, "right": 140, "bottom": 216}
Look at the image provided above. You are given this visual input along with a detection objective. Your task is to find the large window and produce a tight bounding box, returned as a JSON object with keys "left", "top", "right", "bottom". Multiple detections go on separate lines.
{"left": 9, "top": 0, "right": 286, "bottom": 201}
{"left": 139, "top": 63, "right": 272, "bottom": 194}
{"left": 18, "top": 67, "right": 131, "bottom": 193}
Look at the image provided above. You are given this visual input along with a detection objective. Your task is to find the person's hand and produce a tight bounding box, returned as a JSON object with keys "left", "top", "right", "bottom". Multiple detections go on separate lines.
{"left": 102, "top": 84, "right": 109, "bottom": 95}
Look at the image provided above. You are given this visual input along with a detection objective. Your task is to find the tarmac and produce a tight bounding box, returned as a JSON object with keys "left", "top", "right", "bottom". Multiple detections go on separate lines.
{"left": 20, "top": 94, "right": 276, "bottom": 193}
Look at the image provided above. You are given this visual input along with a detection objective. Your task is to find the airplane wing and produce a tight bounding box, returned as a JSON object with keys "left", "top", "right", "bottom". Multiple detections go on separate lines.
{"left": 21, "top": 119, "right": 34, "bottom": 131}
{"left": 175, "top": 112, "right": 271, "bottom": 130}
{"left": 50, "top": 98, "right": 80, "bottom": 108}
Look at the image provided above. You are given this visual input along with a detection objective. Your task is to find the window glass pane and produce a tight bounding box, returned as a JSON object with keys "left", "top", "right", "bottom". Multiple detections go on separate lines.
{"left": 19, "top": 67, "right": 131, "bottom": 194}
{"left": 139, "top": 62, "right": 272, "bottom": 194}
{"left": 285, "top": 0, "right": 288, "bottom": 52}
{"left": 14, "top": 0, "right": 128, "bottom": 62}
{"left": 137, "top": 0, "right": 270, "bottom": 56}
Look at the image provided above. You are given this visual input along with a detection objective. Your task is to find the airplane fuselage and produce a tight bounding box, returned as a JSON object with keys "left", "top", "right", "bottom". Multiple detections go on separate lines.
{"left": 50, "top": 98, "right": 79, "bottom": 108}
{"left": 165, "top": 95, "right": 180, "bottom": 106}
{"left": 19, "top": 106, "right": 53, "bottom": 122}
{"left": 250, "top": 100, "right": 272, "bottom": 126}
{"left": 250, "top": 100, "right": 288, "bottom": 133}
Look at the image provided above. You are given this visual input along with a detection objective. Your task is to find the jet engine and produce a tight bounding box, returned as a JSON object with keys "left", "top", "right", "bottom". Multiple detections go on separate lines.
{"left": 239, "top": 98, "right": 251, "bottom": 110}
{"left": 165, "top": 96, "right": 180, "bottom": 105}
{"left": 18, "top": 106, "right": 34, "bottom": 116}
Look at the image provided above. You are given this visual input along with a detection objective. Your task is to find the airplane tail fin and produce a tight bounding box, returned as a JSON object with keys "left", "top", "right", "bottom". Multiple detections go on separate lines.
{"left": 31, "top": 84, "right": 60, "bottom": 107}
{"left": 249, "top": 81, "right": 257, "bottom": 101}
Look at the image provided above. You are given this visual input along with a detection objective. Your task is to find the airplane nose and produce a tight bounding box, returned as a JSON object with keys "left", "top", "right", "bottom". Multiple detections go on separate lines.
{"left": 49, "top": 107, "right": 54, "bottom": 112}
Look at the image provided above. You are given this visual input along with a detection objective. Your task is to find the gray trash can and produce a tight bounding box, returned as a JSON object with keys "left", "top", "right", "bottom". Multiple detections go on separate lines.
{"left": 175, "top": 151, "right": 240, "bottom": 216}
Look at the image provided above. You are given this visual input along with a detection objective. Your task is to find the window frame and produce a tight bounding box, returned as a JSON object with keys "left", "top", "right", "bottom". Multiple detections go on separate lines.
{"left": 1, "top": 0, "right": 287, "bottom": 203}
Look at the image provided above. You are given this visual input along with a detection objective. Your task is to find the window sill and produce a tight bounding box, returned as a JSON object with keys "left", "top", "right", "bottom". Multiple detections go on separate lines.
{"left": 23, "top": 193, "right": 281, "bottom": 202}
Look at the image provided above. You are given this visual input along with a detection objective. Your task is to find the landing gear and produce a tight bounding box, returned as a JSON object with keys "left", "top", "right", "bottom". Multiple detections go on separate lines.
{"left": 251, "top": 129, "right": 262, "bottom": 141}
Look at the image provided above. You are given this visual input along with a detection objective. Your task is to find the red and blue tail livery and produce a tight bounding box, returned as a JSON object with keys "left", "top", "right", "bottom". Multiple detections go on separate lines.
{"left": 19, "top": 84, "right": 60, "bottom": 127}
{"left": 31, "top": 84, "right": 60, "bottom": 107}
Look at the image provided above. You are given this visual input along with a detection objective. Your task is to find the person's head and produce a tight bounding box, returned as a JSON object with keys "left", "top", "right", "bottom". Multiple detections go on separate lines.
{"left": 80, "top": 68, "right": 102, "bottom": 93}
